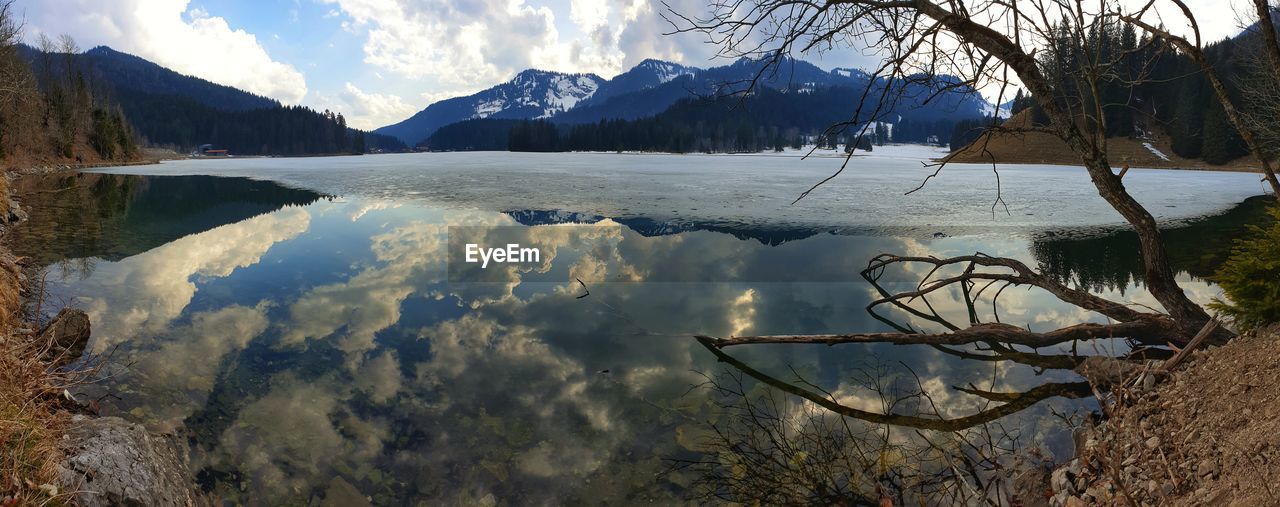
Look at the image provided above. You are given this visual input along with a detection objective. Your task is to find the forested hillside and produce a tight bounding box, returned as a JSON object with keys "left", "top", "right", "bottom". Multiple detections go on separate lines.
{"left": 963, "top": 17, "right": 1280, "bottom": 166}
{"left": 381, "top": 55, "right": 992, "bottom": 147}
{"left": 425, "top": 85, "right": 980, "bottom": 153}
{"left": 0, "top": 13, "right": 138, "bottom": 169}
{"left": 18, "top": 44, "right": 406, "bottom": 156}
{"left": 63, "top": 46, "right": 280, "bottom": 112}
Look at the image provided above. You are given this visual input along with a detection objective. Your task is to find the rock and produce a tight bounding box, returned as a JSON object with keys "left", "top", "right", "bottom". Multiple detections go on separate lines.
{"left": 57, "top": 416, "right": 209, "bottom": 507}
{"left": 321, "top": 476, "right": 371, "bottom": 507}
{"left": 6, "top": 200, "right": 28, "bottom": 223}
{"left": 1012, "top": 466, "right": 1051, "bottom": 507}
{"left": 1144, "top": 436, "right": 1161, "bottom": 450}
{"left": 1198, "top": 459, "right": 1219, "bottom": 478}
{"left": 1051, "top": 467, "right": 1076, "bottom": 495}
{"left": 1162, "top": 481, "right": 1175, "bottom": 496}
{"left": 37, "top": 308, "right": 91, "bottom": 366}
{"left": 1072, "top": 427, "right": 1090, "bottom": 458}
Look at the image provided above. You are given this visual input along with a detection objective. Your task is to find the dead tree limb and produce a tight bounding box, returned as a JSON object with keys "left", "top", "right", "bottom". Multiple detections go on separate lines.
{"left": 697, "top": 318, "right": 1174, "bottom": 349}
{"left": 669, "top": 0, "right": 1218, "bottom": 335}
{"left": 694, "top": 336, "right": 1091, "bottom": 432}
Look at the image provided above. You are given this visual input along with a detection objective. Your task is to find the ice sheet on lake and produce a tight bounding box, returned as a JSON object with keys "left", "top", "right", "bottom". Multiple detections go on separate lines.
{"left": 93, "top": 145, "right": 1266, "bottom": 237}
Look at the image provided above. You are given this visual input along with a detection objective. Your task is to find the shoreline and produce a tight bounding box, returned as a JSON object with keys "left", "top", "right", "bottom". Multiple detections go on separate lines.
{"left": 0, "top": 164, "right": 207, "bottom": 505}
{"left": 1036, "top": 325, "right": 1280, "bottom": 506}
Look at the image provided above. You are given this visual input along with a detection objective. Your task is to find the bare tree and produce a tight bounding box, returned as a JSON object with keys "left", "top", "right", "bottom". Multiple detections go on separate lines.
{"left": 0, "top": 0, "right": 29, "bottom": 99}
{"left": 1118, "top": 1, "right": 1280, "bottom": 195}
{"left": 670, "top": 0, "right": 1236, "bottom": 360}
{"left": 1235, "top": 3, "right": 1280, "bottom": 159}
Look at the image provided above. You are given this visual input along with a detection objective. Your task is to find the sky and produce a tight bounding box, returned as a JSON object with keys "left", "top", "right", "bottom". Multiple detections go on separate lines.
{"left": 12, "top": 0, "right": 1256, "bottom": 130}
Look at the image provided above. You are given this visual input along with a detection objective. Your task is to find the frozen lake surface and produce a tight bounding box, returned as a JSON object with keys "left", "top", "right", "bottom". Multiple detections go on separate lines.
{"left": 39, "top": 148, "right": 1267, "bottom": 503}
{"left": 98, "top": 145, "right": 1268, "bottom": 236}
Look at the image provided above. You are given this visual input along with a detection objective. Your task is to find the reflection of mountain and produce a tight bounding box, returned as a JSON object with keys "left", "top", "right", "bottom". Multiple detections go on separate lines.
{"left": 11, "top": 174, "right": 325, "bottom": 265}
{"left": 503, "top": 209, "right": 826, "bottom": 246}
{"left": 1031, "top": 195, "right": 1273, "bottom": 292}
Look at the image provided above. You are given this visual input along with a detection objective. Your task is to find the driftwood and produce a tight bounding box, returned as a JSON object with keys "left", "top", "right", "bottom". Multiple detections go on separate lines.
{"left": 1158, "top": 318, "right": 1220, "bottom": 373}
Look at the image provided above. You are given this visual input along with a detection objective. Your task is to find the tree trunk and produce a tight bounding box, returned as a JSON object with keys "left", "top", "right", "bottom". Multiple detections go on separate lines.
{"left": 915, "top": 1, "right": 1210, "bottom": 333}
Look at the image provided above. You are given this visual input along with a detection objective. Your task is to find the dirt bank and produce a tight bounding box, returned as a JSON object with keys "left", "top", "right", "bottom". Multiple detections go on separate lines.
{"left": 946, "top": 110, "right": 1268, "bottom": 173}
{"left": 1043, "top": 325, "right": 1280, "bottom": 506}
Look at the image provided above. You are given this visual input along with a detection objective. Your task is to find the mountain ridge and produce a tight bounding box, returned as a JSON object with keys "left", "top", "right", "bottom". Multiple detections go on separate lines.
{"left": 374, "top": 56, "right": 931, "bottom": 146}
{"left": 18, "top": 44, "right": 407, "bottom": 155}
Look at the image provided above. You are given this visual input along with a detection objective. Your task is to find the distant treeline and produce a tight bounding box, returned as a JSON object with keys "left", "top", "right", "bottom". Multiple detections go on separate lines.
{"left": 425, "top": 86, "right": 981, "bottom": 153}
{"left": 111, "top": 88, "right": 403, "bottom": 156}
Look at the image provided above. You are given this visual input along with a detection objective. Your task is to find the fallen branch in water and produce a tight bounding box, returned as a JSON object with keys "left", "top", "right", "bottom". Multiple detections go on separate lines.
{"left": 697, "top": 318, "right": 1177, "bottom": 350}
{"left": 693, "top": 336, "right": 1091, "bottom": 431}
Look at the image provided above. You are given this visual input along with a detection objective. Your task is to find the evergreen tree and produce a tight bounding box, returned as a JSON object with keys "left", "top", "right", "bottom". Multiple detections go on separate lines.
{"left": 1201, "top": 97, "right": 1248, "bottom": 164}
{"left": 1169, "top": 64, "right": 1208, "bottom": 159}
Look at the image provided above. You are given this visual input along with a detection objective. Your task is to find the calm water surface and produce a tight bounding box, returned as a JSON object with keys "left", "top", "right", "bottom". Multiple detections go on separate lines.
{"left": 14, "top": 150, "right": 1270, "bottom": 504}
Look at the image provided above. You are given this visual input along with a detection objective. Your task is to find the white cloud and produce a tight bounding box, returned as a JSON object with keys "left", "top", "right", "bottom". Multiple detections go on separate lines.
{"left": 314, "top": 82, "right": 419, "bottom": 129}
{"left": 20, "top": 0, "right": 309, "bottom": 103}
{"left": 76, "top": 207, "right": 311, "bottom": 349}
{"left": 320, "top": 0, "right": 720, "bottom": 101}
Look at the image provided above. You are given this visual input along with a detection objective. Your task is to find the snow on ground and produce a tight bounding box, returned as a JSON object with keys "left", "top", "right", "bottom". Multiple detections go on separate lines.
{"left": 1143, "top": 142, "right": 1172, "bottom": 162}
{"left": 92, "top": 146, "right": 1265, "bottom": 237}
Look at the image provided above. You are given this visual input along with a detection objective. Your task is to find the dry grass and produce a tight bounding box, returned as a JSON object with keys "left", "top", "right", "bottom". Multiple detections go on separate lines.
{"left": 947, "top": 109, "right": 1270, "bottom": 173}
{"left": 0, "top": 250, "right": 76, "bottom": 505}
{"left": 0, "top": 346, "right": 68, "bottom": 506}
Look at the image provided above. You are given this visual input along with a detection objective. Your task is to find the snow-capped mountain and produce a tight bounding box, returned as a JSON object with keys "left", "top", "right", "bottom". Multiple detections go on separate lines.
{"left": 831, "top": 67, "right": 871, "bottom": 81}
{"left": 377, "top": 56, "right": 879, "bottom": 145}
{"left": 507, "top": 70, "right": 603, "bottom": 118}
{"left": 981, "top": 98, "right": 1014, "bottom": 119}
{"left": 375, "top": 70, "right": 604, "bottom": 145}
{"left": 377, "top": 57, "right": 978, "bottom": 145}
{"left": 580, "top": 59, "right": 696, "bottom": 106}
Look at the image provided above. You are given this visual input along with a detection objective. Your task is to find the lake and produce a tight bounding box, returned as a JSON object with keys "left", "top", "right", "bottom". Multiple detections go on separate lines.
{"left": 14, "top": 147, "right": 1270, "bottom": 504}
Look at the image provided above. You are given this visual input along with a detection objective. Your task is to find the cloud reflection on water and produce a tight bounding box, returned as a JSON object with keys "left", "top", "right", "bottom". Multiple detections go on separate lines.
{"left": 35, "top": 178, "right": 1244, "bottom": 504}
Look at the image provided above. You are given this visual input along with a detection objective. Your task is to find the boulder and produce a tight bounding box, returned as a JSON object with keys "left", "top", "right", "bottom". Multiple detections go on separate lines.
{"left": 37, "top": 308, "right": 91, "bottom": 366}
{"left": 57, "top": 415, "right": 209, "bottom": 507}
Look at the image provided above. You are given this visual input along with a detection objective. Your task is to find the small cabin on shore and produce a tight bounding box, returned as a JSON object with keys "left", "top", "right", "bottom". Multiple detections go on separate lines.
{"left": 195, "top": 144, "right": 229, "bottom": 157}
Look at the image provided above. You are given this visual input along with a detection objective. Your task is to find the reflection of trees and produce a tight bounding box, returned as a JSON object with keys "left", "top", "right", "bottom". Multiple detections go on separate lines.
{"left": 1032, "top": 195, "right": 1274, "bottom": 291}
{"left": 673, "top": 363, "right": 1063, "bottom": 504}
{"left": 680, "top": 252, "right": 1142, "bottom": 503}
{"left": 10, "top": 173, "right": 325, "bottom": 268}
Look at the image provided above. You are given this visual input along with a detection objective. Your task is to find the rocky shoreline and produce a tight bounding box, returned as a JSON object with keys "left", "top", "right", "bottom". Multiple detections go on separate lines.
{"left": 1028, "top": 325, "right": 1280, "bottom": 506}
{"left": 2, "top": 167, "right": 208, "bottom": 505}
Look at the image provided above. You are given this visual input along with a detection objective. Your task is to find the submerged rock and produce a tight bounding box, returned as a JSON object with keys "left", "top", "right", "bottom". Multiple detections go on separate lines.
{"left": 57, "top": 415, "right": 209, "bottom": 507}
{"left": 37, "top": 308, "right": 91, "bottom": 366}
